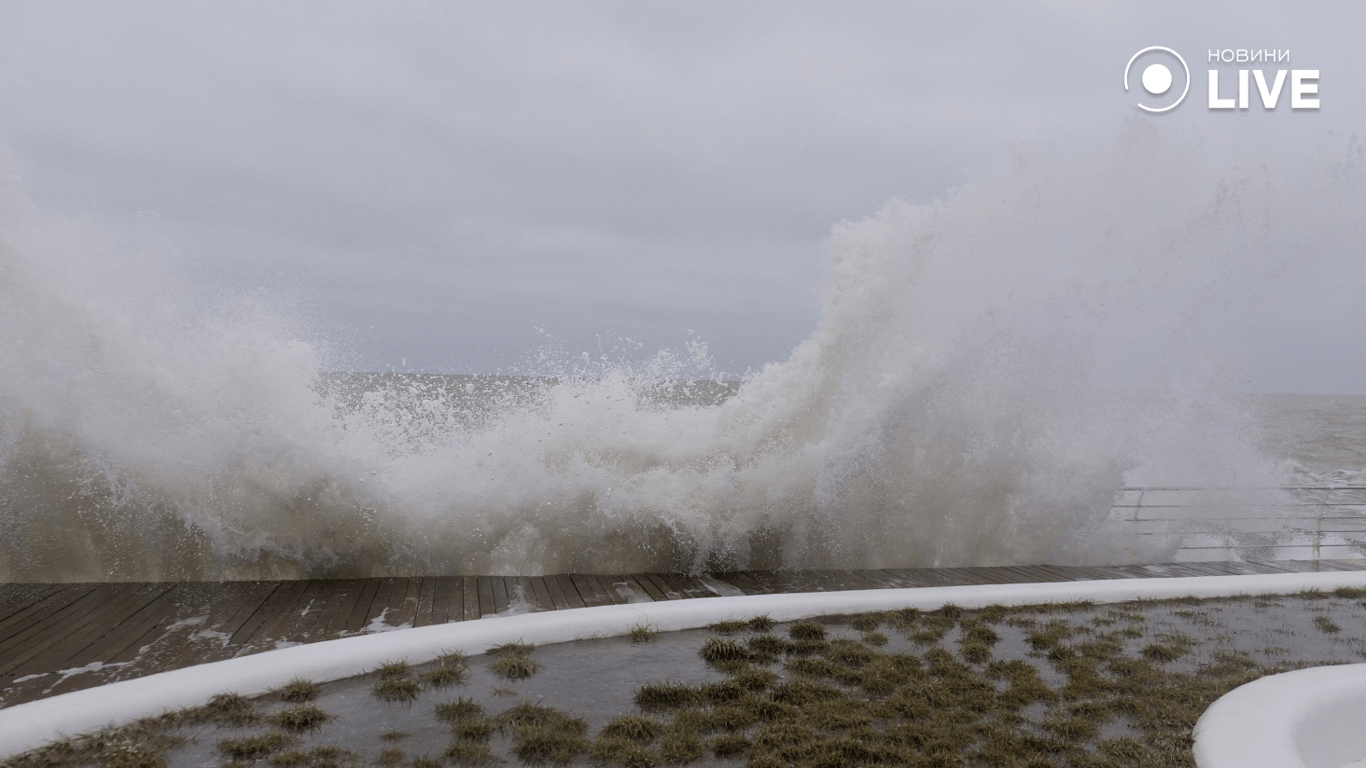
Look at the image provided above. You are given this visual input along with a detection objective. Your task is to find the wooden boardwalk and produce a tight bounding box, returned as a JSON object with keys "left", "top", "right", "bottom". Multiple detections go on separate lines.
{"left": 3, "top": 559, "right": 1366, "bottom": 709}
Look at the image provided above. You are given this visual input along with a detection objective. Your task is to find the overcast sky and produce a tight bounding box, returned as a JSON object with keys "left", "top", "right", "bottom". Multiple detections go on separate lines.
{"left": 0, "top": 1, "right": 1362, "bottom": 391}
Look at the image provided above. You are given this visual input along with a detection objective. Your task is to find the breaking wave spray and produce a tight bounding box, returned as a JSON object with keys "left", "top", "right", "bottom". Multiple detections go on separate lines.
{"left": 0, "top": 126, "right": 1361, "bottom": 581}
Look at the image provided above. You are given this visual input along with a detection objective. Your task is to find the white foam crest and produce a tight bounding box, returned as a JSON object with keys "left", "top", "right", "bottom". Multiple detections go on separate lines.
{"left": 0, "top": 128, "right": 1362, "bottom": 580}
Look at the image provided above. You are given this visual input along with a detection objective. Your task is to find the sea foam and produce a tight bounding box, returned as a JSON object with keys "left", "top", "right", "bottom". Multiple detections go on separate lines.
{"left": 1, "top": 127, "right": 1361, "bottom": 580}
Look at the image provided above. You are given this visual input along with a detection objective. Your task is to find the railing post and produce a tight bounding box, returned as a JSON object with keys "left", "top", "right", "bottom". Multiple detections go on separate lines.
{"left": 1314, "top": 487, "right": 1332, "bottom": 560}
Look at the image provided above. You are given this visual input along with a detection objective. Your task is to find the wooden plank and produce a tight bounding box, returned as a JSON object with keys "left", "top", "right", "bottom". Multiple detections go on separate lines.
{"left": 263, "top": 580, "right": 333, "bottom": 643}
{"left": 230, "top": 580, "right": 308, "bottom": 647}
{"left": 493, "top": 577, "right": 513, "bottom": 615}
{"left": 414, "top": 578, "right": 438, "bottom": 627}
{"left": 165, "top": 581, "right": 276, "bottom": 665}
{"left": 0, "top": 584, "right": 64, "bottom": 625}
{"left": 989, "top": 565, "right": 1050, "bottom": 584}
{"left": 0, "top": 673, "right": 60, "bottom": 708}
{"left": 1190, "top": 562, "right": 1244, "bottom": 576}
{"left": 956, "top": 566, "right": 1024, "bottom": 586}
{"left": 375, "top": 577, "right": 414, "bottom": 629}
{"left": 1245, "top": 561, "right": 1299, "bottom": 574}
{"left": 1324, "top": 559, "right": 1366, "bottom": 570}
{"left": 0, "top": 585, "right": 99, "bottom": 650}
{"left": 530, "top": 573, "right": 557, "bottom": 609}
{"left": 1028, "top": 565, "right": 1081, "bottom": 580}
{"left": 0, "top": 670, "right": 48, "bottom": 701}
{"left": 603, "top": 575, "right": 649, "bottom": 602}
{"left": 1068, "top": 565, "right": 1144, "bottom": 581}
{"left": 865, "top": 570, "right": 912, "bottom": 588}
{"left": 476, "top": 577, "right": 496, "bottom": 618}
{"left": 640, "top": 573, "right": 681, "bottom": 600}
{"left": 434, "top": 577, "right": 460, "bottom": 624}
{"left": 1278, "top": 554, "right": 1333, "bottom": 568}
{"left": 65, "top": 583, "right": 183, "bottom": 664}
{"left": 342, "top": 579, "right": 384, "bottom": 634}
{"left": 739, "top": 570, "right": 794, "bottom": 593}
{"left": 589, "top": 575, "right": 628, "bottom": 605}
{"left": 886, "top": 568, "right": 951, "bottom": 588}
{"left": 235, "top": 579, "right": 316, "bottom": 648}
{"left": 385, "top": 577, "right": 416, "bottom": 626}
{"left": 672, "top": 574, "right": 721, "bottom": 599}
{"left": 1301, "top": 559, "right": 1360, "bottom": 572}
{"left": 541, "top": 574, "right": 574, "bottom": 610}
{"left": 462, "top": 577, "right": 481, "bottom": 621}
{"left": 289, "top": 580, "right": 339, "bottom": 641}
{"left": 829, "top": 570, "right": 890, "bottom": 590}
{"left": 626, "top": 573, "right": 668, "bottom": 601}
{"left": 1109, "top": 564, "right": 1168, "bottom": 579}
{"left": 0, "top": 584, "right": 86, "bottom": 640}
{"left": 993, "top": 566, "right": 1053, "bottom": 584}
{"left": 1166, "top": 562, "right": 1230, "bottom": 578}
{"left": 110, "top": 582, "right": 232, "bottom": 678}
{"left": 968, "top": 566, "right": 1027, "bottom": 585}
{"left": 8, "top": 584, "right": 167, "bottom": 676}
{"left": 711, "top": 571, "right": 767, "bottom": 595}
{"left": 312, "top": 579, "right": 365, "bottom": 638}
{"left": 551, "top": 574, "right": 588, "bottom": 608}
{"left": 0, "top": 584, "right": 133, "bottom": 673}
{"left": 568, "top": 574, "right": 611, "bottom": 607}
{"left": 748, "top": 570, "right": 807, "bottom": 592}
{"left": 364, "top": 578, "right": 397, "bottom": 628}
{"left": 427, "top": 577, "right": 453, "bottom": 625}
{"left": 56, "top": 584, "right": 186, "bottom": 674}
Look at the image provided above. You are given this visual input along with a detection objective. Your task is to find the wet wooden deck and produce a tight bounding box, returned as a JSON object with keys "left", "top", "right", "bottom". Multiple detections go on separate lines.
{"left": 4, "top": 559, "right": 1365, "bottom": 709}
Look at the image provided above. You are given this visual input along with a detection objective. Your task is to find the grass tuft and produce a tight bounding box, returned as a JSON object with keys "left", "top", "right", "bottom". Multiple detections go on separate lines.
{"left": 512, "top": 726, "right": 589, "bottom": 765}
{"left": 1314, "top": 616, "right": 1342, "bottom": 634}
{"left": 487, "top": 640, "right": 536, "bottom": 656}
{"left": 374, "top": 676, "right": 422, "bottom": 704}
{"left": 272, "top": 705, "right": 332, "bottom": 733}
{"left": 445, "top": 739, "right": 497, "bottom": 766}
{"left": 628, "top": 622, "right": 658, "bottom": 643}
{"left": 436, "top": 697, "right": 485, "bottom": 724}
{"left": 492, "top": 654, "right": 542, "bottom": 681}
{"left": 788, "top": 621, "right": 827, "bottom": 641}
{"left": 376, "top": 660, "right": 412, "bottom": 678}
{"left": 422, "top": 652, "right": 470, "bottom": 688}
{"left": 217, "top": 733, "right": 293, "bottom": 761}
{"left": 705, "top": 620, "right": 748, "bottom": 635}
{"left": 274, "top": 678, "right": 320, "bottom": 703}
{"left": 203, "top": 692, "right": 260, "bottom": 727}
{"left": 698, "top": 637, "right": 750, "bottom": 664}
{"left": 600, "top": 714, "right": 665, "bottom": 743}
{"left": 747, "top": 615, "right": 776, "bottom": 632}
{"left": 658, "top": 729, "right": 704, "bottom": 765}
{"left": 634, "top": 680, "right": 705, "bottom": 711}
{"left": 590, "top": 735, "right": 657, "bottom": 768}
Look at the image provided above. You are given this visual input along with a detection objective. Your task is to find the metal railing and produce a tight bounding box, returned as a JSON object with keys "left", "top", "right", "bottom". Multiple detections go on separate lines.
{"left": 1111, "top": 487, "right": 1366, "bottom": 560}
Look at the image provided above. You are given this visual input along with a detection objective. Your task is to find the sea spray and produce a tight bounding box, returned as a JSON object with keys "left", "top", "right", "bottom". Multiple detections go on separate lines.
{"left": 0, "top": 127, "right": 1361, "bottom": 581}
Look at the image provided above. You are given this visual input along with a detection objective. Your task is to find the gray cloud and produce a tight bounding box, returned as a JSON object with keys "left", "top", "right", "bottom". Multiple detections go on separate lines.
{"left": 0, "top": 1, "right": 1362, "bottom": 386}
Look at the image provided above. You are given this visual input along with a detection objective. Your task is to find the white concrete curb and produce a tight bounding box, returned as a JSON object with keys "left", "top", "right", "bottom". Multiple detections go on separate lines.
{"left": 1194, "top": 664, "right": 1366, "bottom": 768}
{"left": 3, "top": 570, "right": 1366, "bottom": 760}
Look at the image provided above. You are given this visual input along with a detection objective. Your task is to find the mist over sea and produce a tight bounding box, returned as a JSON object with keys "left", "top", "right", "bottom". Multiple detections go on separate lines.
{"left": 1, "top": 128, "right": 1363, "bottom": 582}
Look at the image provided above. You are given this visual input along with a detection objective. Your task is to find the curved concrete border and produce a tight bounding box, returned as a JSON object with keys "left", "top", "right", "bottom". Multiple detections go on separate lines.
{"left": 1194, "top": 664, "right": 1366, "bottom": 768}
{"left": 3, "top": 570, "right": 1366, "bottom": 760}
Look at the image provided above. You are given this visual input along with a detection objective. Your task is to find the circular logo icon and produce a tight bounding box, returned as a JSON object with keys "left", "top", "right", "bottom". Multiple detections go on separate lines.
{"left": 1124, "top": 47, "right": 1189, "bottom": 112}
